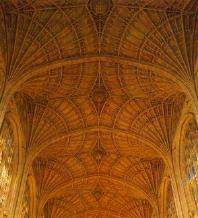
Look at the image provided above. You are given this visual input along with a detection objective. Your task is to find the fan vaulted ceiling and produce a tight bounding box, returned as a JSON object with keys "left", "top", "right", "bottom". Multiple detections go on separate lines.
{"left": 0, "top": 0, "right": 198, "bottom": 217}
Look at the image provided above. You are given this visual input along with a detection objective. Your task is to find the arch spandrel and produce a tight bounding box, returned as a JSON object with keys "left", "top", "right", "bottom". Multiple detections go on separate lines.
{"left": 112, "top": 93, "right": 185, "bottom": 152}
{"left": 13, "top": 93, "right": 70, "bottom": 151}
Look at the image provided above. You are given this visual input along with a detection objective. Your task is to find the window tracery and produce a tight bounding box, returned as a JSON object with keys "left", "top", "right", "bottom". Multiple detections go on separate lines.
{"left": 20, "top": 181, "right": 31, "bottom": 218}
{"left": 184, "top": 118, "right": 198, "bottom": 209}
{"left": 0, "top": 120, "right": 14, "bottom": 210}
{"left": 167, "top": 183, "right": 178, "bottom": 218}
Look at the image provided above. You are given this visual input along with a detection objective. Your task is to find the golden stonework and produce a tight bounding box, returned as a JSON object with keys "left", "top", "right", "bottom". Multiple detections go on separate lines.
{"left": 0, "top": 0, "right": 197, "bottom": 217}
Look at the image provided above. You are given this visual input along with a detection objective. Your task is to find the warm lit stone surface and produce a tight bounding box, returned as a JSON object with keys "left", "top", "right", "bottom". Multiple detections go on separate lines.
{"left": 0, "top": 0, "right": 197, "bottom": 218}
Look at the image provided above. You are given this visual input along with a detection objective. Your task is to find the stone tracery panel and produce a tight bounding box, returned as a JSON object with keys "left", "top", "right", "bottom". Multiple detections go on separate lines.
{"left": 20, "top": 181, "right": 31, "bottom": 218}
{"left": 183, "top": 117, "right": 198, "bottom": 211}
{"left": 0, "top": 120, "right": 14, "bottom": 210}
{"left": 166, "top": 183, "right": 178, "bottom": 218}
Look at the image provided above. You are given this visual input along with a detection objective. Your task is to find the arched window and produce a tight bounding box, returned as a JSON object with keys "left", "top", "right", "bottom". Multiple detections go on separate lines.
{"left": 167, "top": 183, "right": 178, "bottom": 218}
{"left": 0, "top": 120, "right": 14, "bottom": 209}
{"left": 184, "top": 117, "right": 198, "bottom": 209}
{"left": 20, "top": 182, "right": 30, "bottom": 218}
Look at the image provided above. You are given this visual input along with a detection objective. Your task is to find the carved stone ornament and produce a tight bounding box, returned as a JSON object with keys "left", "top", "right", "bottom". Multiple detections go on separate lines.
{"left": 92, "top": 139, "right": 106, "bottom": 164}
{"left": 92, "top": 184, "right": 104, "bottom": 201}
{"left": 89, "top": 0, "right": 112, "bottom": 16}
{"left": 91, "top": 75, "right": 109, "bottom": 114}
{"left": 88, "top": 0, "right": 113, "bottom": 33}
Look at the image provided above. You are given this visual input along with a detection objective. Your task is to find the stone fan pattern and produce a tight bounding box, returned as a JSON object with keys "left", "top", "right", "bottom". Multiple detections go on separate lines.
{"left": 0, "top": 0, "right": 197, "bottom": 217}
{"left": 102, "top": 4, "right": 198, "bottom": 96}
{"left": 43, "top": 196, "right": 153, "bottom": 218}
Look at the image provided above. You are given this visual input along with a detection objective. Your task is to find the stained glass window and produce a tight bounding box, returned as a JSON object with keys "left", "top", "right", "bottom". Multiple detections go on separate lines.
{"left": 167, "top": 183, "right": 178, "bottom": 218}
{"left": 184, "top": 118, "right": 198, "bottom": 209}
{"left": 0, "top": 120, "right": 14, "bottom": 209}
{"left": 20, "top": 182, "right": 30, "bottom": 218}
